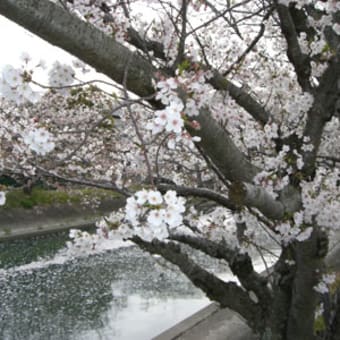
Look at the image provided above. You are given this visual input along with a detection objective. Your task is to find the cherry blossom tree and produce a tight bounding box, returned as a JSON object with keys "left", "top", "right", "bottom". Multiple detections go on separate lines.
{"left": 1, "top": 0, "right": 340, "bottom": 339}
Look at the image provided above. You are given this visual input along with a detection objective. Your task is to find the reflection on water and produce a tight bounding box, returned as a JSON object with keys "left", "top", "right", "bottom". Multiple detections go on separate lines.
{"left": 0, "top": 233, "right": 225, "bottom": 340}
{"left": 76, "top": 294, "right": 208, "bottom": 340}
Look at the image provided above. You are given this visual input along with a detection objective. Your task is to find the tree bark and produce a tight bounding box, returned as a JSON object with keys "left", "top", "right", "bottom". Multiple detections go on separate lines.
{"left": 285, "top": 229, "right": 326, "bottom": 340}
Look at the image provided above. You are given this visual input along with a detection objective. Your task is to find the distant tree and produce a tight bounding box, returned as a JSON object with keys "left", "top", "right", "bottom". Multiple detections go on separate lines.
{"left": 1, "top": 1, "right": 340, "bottom": 339}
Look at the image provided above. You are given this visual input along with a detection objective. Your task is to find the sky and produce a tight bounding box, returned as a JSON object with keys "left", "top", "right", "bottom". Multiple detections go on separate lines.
{"left": 0, "top": 15, "right": 113, "bottom": 91}
{"left": 0, "top": 14, "right": 78, "bottom": 88}
{"left": 0, "top": 15, "right": 72, "bottom": 69}
{"left": 0, "top": 16, "right": 70, "bottom": 67}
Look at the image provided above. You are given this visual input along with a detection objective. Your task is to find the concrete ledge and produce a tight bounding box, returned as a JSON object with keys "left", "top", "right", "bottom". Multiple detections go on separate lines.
{"left": 153, "top": 302, "right": 254, "bottom": 340}
{"left": 0, "top": 197, "right": 125, "bottom": 240}
{"left": 153, "top": 303, "right": 219, "bottom": 340}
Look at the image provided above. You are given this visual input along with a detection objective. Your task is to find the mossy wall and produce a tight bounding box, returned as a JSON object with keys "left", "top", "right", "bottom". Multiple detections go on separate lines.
{"left": 0, "top": 188, "right": 125, "bottom": 240}
{"left": 1, "top": 187, "right": 122, "bottom": 210}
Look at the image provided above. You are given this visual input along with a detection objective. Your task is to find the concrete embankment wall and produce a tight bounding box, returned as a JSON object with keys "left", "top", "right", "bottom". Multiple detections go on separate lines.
{"left": 0, "top": 197, "right": 126, "bottom": 240}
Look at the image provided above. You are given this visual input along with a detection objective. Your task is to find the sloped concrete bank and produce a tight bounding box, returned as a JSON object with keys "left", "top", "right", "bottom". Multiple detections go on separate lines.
{"left": 0, "top": 197, "right": 126, "bottom": 240}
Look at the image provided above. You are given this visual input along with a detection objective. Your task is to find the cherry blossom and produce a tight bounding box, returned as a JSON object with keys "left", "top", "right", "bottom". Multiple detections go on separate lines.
{"left": 0, "top": 65, "right": 38, "bottom": 104}
{"left": 23, "top": 127, "right": 55, "bottom": 156}
{"left": 120, "top": 189, "right": 187, "bottom": 240}
{"left": 147, "top": 190, "right": 163, "bottom": 206}
{"left": 48, "top": 61, "right": 75, "bottom": 88}
{"left": 2, "top": 65, "right": 22, "bottom": 87}
{"left": 147, "top": 209, "right": 165, "bottom": 227}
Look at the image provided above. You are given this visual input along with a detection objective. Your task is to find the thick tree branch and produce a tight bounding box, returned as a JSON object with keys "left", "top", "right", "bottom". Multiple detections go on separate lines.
{"left": 208, "top": 71, "right": 270, "bottom": 125}
{"left": 329, "top": 292, "right": 340, "bottom": 340}
{"left": 275, "top": 2, "right": 312, "bottom": 92}
{"left": 187, "top": 107, "right": 260, "bottom": 183}
{"left": 286, "top": 228, "right": 326, "bottom": 340}
{"left": 171, "top": 0, "right": 188, "bottom": 70}
{"left": 267, "top": 247, "right": 296, "bottom": 339}
{"left": 169, "top": 233, "right": 272, "bottom": 310}
{"left": 157, "top": 183, "right": 236, "bottom": 211}
{"left": 126, "top": 31, "right": 271, "bottom": 126}
{"left": 289, "top": 5, "right": 316, "bottom": 42}
{"left": 158, "top": 179, "right": 291, "bottom": 224}
{"left": 100, "top": 5, "right": 167, "bottom": 60}
{"left": 230, "top": 182, "right": 286, "bottom": 220}
{"left": 302, "top": 55, "right": 340, "bottom": 178}
{"left": 130, "top": 235, "right": 264, "bottom": 332}
{"left": 127, "top": 35, "right": 271, "bottom": 126}
{"left": 126, "top": 27, "right": 166, "bottom": 60}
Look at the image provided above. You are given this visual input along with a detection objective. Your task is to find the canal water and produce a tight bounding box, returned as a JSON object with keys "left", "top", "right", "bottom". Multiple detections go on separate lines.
{"left": 0, "top": 231, "right": 230, "bottom": 340}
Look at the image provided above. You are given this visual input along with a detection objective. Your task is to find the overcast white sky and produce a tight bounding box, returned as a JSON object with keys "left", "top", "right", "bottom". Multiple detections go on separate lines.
{"left": 0, "top": 14, "right": 114, "bottom": 92}
{"left": 0, "top": 15, "right": 73, "bottom": 69}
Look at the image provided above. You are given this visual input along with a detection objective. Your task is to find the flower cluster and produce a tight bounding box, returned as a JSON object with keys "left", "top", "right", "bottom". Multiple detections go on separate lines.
{"left": 66, "top": 190, "right": 187, "bottom": 253}
{"left": 48, "top": 61, "right": 75, "bottom": 89}
{"left": 150, "top": 98, "right": 184, "bottom": 134}
{"left": 148, "top": 71, "right": 211, "bottom": 141}
{"left": 65, "top": 211, "right": 132, "bottom": 256}
{"left": 125, "top": 189, "right": 186, "bottom": 240}
{"left": 301, "top": 168, "right": 340, "bottom": 230}
{"left": 23, "top": 127, "right": 55, "bottom": 156}
{"left": 0, "top": 65, "right": 38, "bottom": 104}
{"left": 196, "top": 206, "right": 235, "bottom": 240}
{"left": 147, "top": 77, "right": 184, "bottom": 135}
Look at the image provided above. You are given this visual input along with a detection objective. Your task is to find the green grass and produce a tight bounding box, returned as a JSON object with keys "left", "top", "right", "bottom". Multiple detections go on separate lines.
{"left": 1, "top": 187, "right": 122, "bottom": 210}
